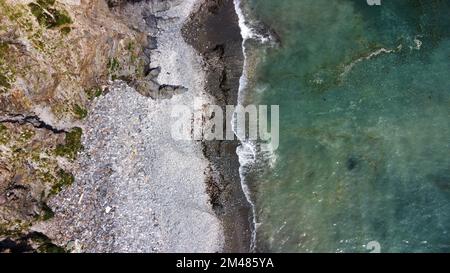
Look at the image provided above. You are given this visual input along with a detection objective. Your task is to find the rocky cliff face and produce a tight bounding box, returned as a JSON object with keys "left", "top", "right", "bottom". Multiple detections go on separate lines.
{"left": 0, "top": 0, "right": 152, "bottom": 252}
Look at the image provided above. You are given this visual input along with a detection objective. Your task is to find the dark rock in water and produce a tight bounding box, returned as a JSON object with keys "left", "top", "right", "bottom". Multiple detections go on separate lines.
{"left": 429, "top": 173, "right": 450, "bottom": 192}
{"left": 346, "top": 157, "right": 358, "bottom": 171}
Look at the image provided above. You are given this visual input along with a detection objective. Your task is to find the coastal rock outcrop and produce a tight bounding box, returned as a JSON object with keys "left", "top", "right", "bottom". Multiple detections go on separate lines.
{"left": 0, "top": 0, "right": 151, "bottom": 252}
{"left": 36, "top": 0, "right": 227, "bottom": 253}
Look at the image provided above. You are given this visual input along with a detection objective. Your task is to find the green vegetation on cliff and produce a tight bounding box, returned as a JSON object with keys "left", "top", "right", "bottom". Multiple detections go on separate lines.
{"left": 28, "top": 0, "right": 72, "bottom": 30}
{"left": 55, "top": 127, "right": 83, "bottom": 160}
{"left": 50, "top": 169, "right": 74, "bottom": 195}
{"left": 0, "top": 123, "right": 9, "bottom": 144}
{"left": 73, "top": 104, "right": 88, "bottom": 120}
{"left": 0, "top": 42, "right": 15, "bottom": 93}
{"left": 0, "top": 123, "right": 76, "bottom": 253}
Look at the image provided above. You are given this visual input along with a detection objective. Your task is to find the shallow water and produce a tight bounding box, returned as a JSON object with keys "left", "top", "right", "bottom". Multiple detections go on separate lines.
{"left": 240, "top": 0, "right": 450, "bottom": 252}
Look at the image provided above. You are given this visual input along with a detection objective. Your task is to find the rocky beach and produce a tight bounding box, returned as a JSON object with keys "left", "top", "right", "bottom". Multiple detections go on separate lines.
{"left": 2, "top": 0, "right": 449, "bottom": 255}
{"left": 0, "top": 0, "right": 251, "bottom": 252}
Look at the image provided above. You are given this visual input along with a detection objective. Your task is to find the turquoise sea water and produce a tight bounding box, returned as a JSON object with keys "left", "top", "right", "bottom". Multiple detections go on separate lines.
{"left": 240, "top": 0, "right": 450, "bottom": 252}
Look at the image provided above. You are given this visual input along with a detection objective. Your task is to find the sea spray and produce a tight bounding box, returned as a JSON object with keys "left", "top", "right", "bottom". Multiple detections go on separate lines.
{"left": 232, "top": 0, "right": 275, "bottom": 252}
{"left": 233, "top": 0, "right": 259, "bottom": 251}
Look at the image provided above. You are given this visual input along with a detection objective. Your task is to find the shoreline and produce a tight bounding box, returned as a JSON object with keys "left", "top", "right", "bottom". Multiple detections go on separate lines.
{"left": 182, "top": 0, "right": 252, "bottom": 252}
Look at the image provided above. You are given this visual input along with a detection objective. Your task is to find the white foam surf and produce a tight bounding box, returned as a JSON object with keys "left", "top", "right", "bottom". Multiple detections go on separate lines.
{"left": 233, "top": 0, "right": 267, "bottom": 252}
